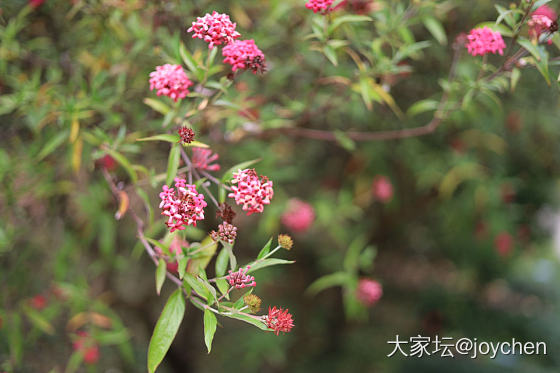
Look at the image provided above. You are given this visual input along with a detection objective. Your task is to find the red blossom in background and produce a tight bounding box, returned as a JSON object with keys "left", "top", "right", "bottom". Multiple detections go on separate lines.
{"left": 159, "top": 178, "right": 207, "bottom": 232}
{"left": 466, "top": 27, "right": 506, "bottom": 56}
{"left": 228, "top": 168, "right": 274, "bottom": 215}
{"left": 334, "top": 0, "right": 374, "bottom": 14}
{"left": 72, "top": 332, "right": 99, "bottom": 365}
{"left": 305, "top": 0, "right": 334, "bottom": 14}
{"left": 149, "top": 64, "right": 193, "bottom": 102}
{"left": 154, "top": 236, "right": 186, "bottom": 273}
{"left": 529, "top": 5, "right": 558, "bottom": 41}
{"left": 187, "top": 11, "right": 241, "bottom": 49}
{"left": 227, "top": 266, "right": 256, "bottom": 289}
{"left": 281, "top": 198, "right": 315, "bottom": 233}
{"left": 264, "top": 306, "right": 294, "bottom": 335}
{"left": 372, "top": 175, "right": 393, "bottom": 203}
{"left": 356, "top": 279, "right": 383, "bottom": 307}
{"left": 192, "top": 147, "right": 220, "bottom": 171}
{"left": 494, "top": 232, "right": 513, "bottom": 257}
{"left": 30, "top": 295, "right": 47, "bottom": 310}
{"left": 96, "top": 154, "right": 117, "bottom": 171}
{"left": 29, "top": 0, "right": 45, "bottom": 8}
{"left": 222, "top": 39, "right": 266, "bottom": 74}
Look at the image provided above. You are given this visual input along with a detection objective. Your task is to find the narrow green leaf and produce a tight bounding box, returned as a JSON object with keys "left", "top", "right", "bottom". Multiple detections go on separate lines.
{"left": 328, "top": 15, "right": 372, "bottom": 34}
{"left": 179, "top": 43, "right": 199, "bottom": 73}
{"left": 144, "top": 98, "right": 171, "bottom": 115}
{"left": 334, "top": 130, "right": 356, "bottom": 151}
{"left": 183, "top": 140, "right": 209, "bottom": 148}
{"left": 223, "top": 313, "right": 268, "bottom": 330}
{"left": 407, "top": 99, "right": 439, "bottom": 117}
{"left": 183, "top": 273, "right": 211, "bottom": 301}
{"left": 422, "top": 17, "right": 447, "bottom": 45}
{"left": 23, "top": 307, "right": 55, "bottom": 335}
{"left": 215, "top": 247, "right": 229, "bottom": 276}
{"left": 247, "top": 259, "right": 294, "bottom": 273}
{"left": 37, "top": 131, "right": 69, "bottom": 161}
{"left": 216, "top": 278, "right": 230, "bottom": 297}
{"left": 178, "top": 257, "right": 188, "bottom": 279}
{"left": 156, "top": 259, "right": 166, "bottom": 295}
{"left": 306, "top": 272, "right": 351, "bottom": 296}
{"left": 256, "top": 238, "right": 273, "bottom": 260}
{"left": 203, "top": 309, "right": 217, "bottom": 353}
{"left": 323, "top": 45, "right": 338, "bottom": 66}
{"left": 103, "top": 148, "right": 138, "bottom": 183}
{"left": 137, "top": 134, "right": 180, "bottom": 143}
{"left": 166, "top": 143, "right": 180, "bottom": 186}
{"left": 147, "top": 289, "right": 186, "bottom": 373}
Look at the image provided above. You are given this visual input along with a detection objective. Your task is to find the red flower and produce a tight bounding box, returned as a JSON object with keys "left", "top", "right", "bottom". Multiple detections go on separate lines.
{"left": 187, "top": 11, "right": 241, "bottom": 49}
{"left": 372, "top": 175, "right": 393, "bottom": 203}
{"left": 264, "top": 306, "right": 294, "bottom": 335}
{"left": 222, "top": 39, "right": 266, "bottom": 74}
{"left": 72, "top": 331, "right": 100, "bottom": 365}
{"left": 529, "top": 5, "right": 558, "bottom": 41}
{"left": 29, "top": 0, "right": 45, "bottom": 8}
{"left": 494, "top": 232, "right": 513, "bottom": 257}
{"left": 97, "top": 154, "right": 117, "bottom": 171}
{"left": 281, "top": 199, "right": 315, "bottom": 233}
{"left": 356, "top": 279, "right": 383, "bottom": 307}
{"left": 30, "top": 295, "right": 47, "bottom": 310}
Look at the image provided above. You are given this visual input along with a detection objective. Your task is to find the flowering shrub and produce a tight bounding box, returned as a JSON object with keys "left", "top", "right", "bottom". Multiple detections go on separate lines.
{"left": 3, "top": 0, "right": 560, "bottom": 372}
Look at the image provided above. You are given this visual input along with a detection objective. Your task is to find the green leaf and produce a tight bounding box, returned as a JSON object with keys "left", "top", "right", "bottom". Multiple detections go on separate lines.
{"left": 344, "top": 236, "right": 366, "bottom": 271}
{"left": 306, "top": 272, "right": 351, "bottom": 296}
{"left": 184, "top": 140, "right": 209, "bottom": 148}
{"left": 166, "top": 143, "right": 180, "bottom": 186}
{"left": 103, "top": 148, "right": 138, "bottom": 183}
{"left": 178, "top": 257, "right": 188, "bottom": 279}
{"left": 183, "top": 273, "right": 211, "bottom": 302}
{"left": 216, "top": 278, "right": 230, "bottom": 297}
{"left": 222, "top": 313, "right": 268, "bottom": 330}
{"left": 323, "top": 45, "right": 338, "bottom": 66}
{"left": 215, "top": 247, "right": 229, "bottom": 276}
{"left": 147, "top": 289, "right": 186, "bottom": 373}
{"left": 37, "top": 131, "right": 69, "bottom": 161}
{"left": 247, "top": 259, "right": 294, "bottom": 273}
{"left": 156, "top": 259, "right": 166, "bottom": 295}
{"left": 179, "top": 43, "right": 199, "bottom": 73}
{"left": 137, "top": 134, "right": 180, "bottom": 143}
{"left": 407, "top": 99, "right": 439, "bottom": 117}
{"left": 23, "top": 307, "right": 55, "bottom": 335}
{"left": 144, "top": 98, "right": 171, "bottom": 115}
{"left": 422, "top": 17, "right": 447, "bottom": 45}
{"left": 203, "top": 309, "right": 217, "bottom": 353}
{"left": 256, "top": 238, "right": 273, "bottom": 260}
{"left": 328, "top": 15, "right": 372, "bottom": 34}
{"left": 333, "top": 130, "right": 356, "bottom": 151}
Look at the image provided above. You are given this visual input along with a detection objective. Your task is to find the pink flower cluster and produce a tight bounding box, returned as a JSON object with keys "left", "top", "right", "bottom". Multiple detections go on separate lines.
{"left": 159, "top": 178, "right": 207, "bottom": 232}
{"left": 356, "top": 279, "right": 383, "bottom": 307}
{"left": 187, "top": 11, "right": 241, "bottom": 49}
{"left": 264, "top": 306, "right": 294, "bottom": 335}
{"left": 227, "top": 266, "right": 256, "bottom": 289}
{"left": 305, "top": 0, "right": 334, "bottom": 14}
{"left": 149, "top": 64, "right": 193, "bottom": 102}
{"left": 73, "top": 331, "right": 100, "bottom": 365}
{"left": 192, "top": 147, "right": 220, "bottom": 171}
{"left": 529, "top": 5, "right": 558, "bottom": 41}
{"left": 466, "top": 27, "right": 506, "bottom": 57}
{"left": 281, "top": 198, "right": 315, "bottom": 233}
{"left": 222, "top": 39, "right": 266, "bottom": 74}
{"left": 228, "top": 169, "right": 274, "bottom": 215}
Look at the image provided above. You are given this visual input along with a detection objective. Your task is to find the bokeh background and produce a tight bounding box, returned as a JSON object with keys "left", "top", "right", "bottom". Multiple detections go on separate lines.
{"left": 2, "top": 0, "right": 560, "bottom": 372}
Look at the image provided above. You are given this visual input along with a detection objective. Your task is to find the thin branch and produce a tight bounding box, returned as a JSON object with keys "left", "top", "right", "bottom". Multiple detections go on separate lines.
{"left": 179, "top": 147, "right": 220, "bottom": 208}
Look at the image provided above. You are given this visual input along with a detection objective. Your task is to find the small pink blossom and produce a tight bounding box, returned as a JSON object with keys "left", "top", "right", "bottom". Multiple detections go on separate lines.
{"left": 72, "top": 332, "right": 100, "bottom": 365}
{"left": 159, "top": 178, "right": 207, "bottom": 232}
{"left": 281, "top": 199, "right": 315, "bottom": 233}
{"left": 227, "top": 266, "right": 256, "bottom": 289}
{"left": 494, "top": 232, "right": 513, "bottom": 257}
{"left": 372, "top": 175, "right": 393, "bottom": 203}
{"left": 356, "top": 279, "right": 383, "bottom": 307}
{"left": 305, "top": 0, "right": 334, "bottom": 14}
{"left": 187, "top": 11, "right": 241, "bottom": 49}
{"left": 222, "top": 39, "right": 266, "bottom": 74}
{"left": 264, "top": 306, "right": 294, "bottom": 335}
{"left": 30, "top": 295, "right": 47, "bottom": 310}
{"left": 529, "top": 5, "right": 558, "bottom": 41}
{"left": 228, "top": 169, "right": 274, "bottom": 215}
{"left": 466, "top": 27, "right": 506, "bottom": 56}
{"left": 29, "top": 0, "right": 45, "bottom": 8}
{"left": 149, "top": 64, "right": 193, "bottom": 102}
{"left": 192, "top": 147, "right": 220, "bottom": 171}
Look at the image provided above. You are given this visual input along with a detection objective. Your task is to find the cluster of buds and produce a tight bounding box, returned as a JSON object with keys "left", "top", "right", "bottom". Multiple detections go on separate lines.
{"left": 305, "top": 0, "right": 334, "bottom": 14}
{"left": 356, "top": 279, "right": 383, "bottom": 307}
{"left": 192, "top": 147, "right": 221, "bottom": 171}
{"left": 278, "top": 234, "right": 294, "bottom": 250}
{"left": 216, "top": 202, "right": 236, "bottom": 223}
{"left": 228, "top": 168, "right": 274, "bottom": 215}
{"left": 465, "top": 26, "right": 506, "bottom": 57}
{"left": 222, "top": 39, "right": 266, "bottom": 74}
{"left": 149, "top": 64, "right": 193, "bottom": 102}
{"left": 187, "top": 11, "right": 241, "bottom": 49}
{"left": 178, "top": 127, "right": 195, "bottom": 144}
{"left": 263, "top": 306, "right": 295, "bottom": 336}
{"left": 159, "top": 178, "right": 207, "bottom": 232}
{"left": 226, "top": 266, "right": 256, "bottom": 289}
{"left": 211, "top": 222, "right": 238, "bottom": 245}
